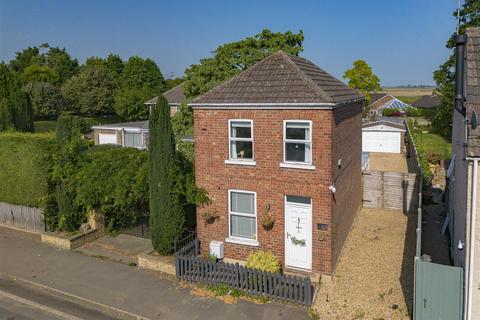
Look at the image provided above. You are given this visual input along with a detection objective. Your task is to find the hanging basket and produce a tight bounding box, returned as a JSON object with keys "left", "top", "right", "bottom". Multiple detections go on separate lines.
{"left": 202, "top": 211, "right": 218, "bottom": 224}
{"left": 261, "top": 215, "right": 275, "bottom": 230}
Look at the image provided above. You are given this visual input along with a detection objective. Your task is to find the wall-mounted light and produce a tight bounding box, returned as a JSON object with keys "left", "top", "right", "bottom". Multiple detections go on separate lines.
{"left": 458, "top": 240, "right": 464, "bottom": 250}
{"left": 329, "top": 185, "right": 336, "bottom": 194}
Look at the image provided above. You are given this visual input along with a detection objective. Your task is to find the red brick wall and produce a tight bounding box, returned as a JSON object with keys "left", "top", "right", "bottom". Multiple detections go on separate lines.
{"left": 330, "top": 102, "right": 363, "bottom": 269}
{"left": 194, "top": 106, "right": 360, "bottom": 274}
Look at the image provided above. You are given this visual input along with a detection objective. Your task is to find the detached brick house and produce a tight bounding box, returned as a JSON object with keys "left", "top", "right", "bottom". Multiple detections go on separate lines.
{"left": 190, "top": 51, "right": 364, "bottom": 275}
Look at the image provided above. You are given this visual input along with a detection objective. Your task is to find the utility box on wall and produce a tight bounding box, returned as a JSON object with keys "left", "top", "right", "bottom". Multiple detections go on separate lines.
{"left": 209, "top": 241, "right": 224, "bottom": 259}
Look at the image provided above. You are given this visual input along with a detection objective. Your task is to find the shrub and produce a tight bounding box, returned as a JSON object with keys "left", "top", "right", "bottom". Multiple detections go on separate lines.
{"left": 56, "top": 182, "right": 82, "bottom": 232}
{"left": 0, "top": 64, "right": 34, "bottom": 132}
{"left": 73, "top": 145, "right": 148, "bottom": 230}
{"left": 245, "top": 251, "right": 281, "bottom": 273}
{"left": 0, "top": 132, "right": 53, "bottom": 207}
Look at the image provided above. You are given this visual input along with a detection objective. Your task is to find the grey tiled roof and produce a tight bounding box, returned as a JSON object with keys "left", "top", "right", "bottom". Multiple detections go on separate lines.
{"left": 145, "top": 83, "right": 185, "bottom": 105}
{"left": 191, "top": 51, "right": 363, "bottom": 105}
{"left": 411, "top": 94, "right": 441, "bottom": 109}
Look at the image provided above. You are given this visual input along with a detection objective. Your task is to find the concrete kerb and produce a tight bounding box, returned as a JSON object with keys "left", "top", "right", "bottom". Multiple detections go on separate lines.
{"left": 1, "top": 273, "right": 151, "bottom": 320}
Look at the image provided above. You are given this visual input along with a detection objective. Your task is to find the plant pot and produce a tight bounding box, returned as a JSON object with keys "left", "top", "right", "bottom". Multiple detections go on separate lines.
{"left": 202, "top": 212, "right": 217, "bottom": 224}
{"left": 261, "top": 216, "right": 275, "bottom": 231}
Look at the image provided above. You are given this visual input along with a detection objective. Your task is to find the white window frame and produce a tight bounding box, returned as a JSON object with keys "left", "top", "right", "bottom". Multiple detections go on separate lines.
{"left": 123, "top": 130, "right": 146, "bottom": 149}
{"left": 226, "top": 189, "right": 259, "bottom": 246}
{"left": 226, "top": 119, "right": 255, "bottom": 165}
{"left": 282, "top": 120, "right": 313, "bottom": 166}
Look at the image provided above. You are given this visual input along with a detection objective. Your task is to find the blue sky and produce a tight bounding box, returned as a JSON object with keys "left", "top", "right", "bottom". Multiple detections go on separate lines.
{"left": 0, "top": 0, "right": 458, "bottom": 86}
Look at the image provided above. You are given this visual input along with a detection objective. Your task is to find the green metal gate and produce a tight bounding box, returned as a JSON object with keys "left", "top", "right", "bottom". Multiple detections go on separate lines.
{"left": 414, "top": 258, "right": 463, "bottom": 320}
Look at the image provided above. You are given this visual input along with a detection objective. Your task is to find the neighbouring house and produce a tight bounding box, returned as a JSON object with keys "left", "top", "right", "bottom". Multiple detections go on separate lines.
{"left": 411, "top": 93, "right": 441, "bottom": 110}
{"left": 190, "top": 51, "right": 364, "bottom": 276}
{"left": 362, "top": 119, "right": 406, "bottom": 154}
{"left": 145, "top": 83, "right": 185, "bottom": 116}
{"left": 367, "top": 93, "right": 410, "bottom": 118}
{"left": 92, "top": 83, "right": 186, "bottom": 148}
{"left": 92, "top": 120, "right": 149, "bottom": 149}
{"left": 446, "top": 27, "right": 480, "bottom": 320}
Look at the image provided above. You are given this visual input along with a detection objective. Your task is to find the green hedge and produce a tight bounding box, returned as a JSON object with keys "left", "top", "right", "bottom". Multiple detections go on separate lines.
{"left": 73, "top": 145, "right": 148, "bottom": 231}
{"left": 0, "top": 132, "right": 53, "bottom": 206}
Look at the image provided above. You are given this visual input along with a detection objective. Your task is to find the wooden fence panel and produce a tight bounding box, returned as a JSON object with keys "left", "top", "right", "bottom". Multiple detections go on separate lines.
{"left": 362, "top": 170, "right": 419, "bottom": 213}
{"left": 362, "top": 171, "right": 383, "bottom": 208}
{"left": 0, "top": 202, "right": 44, "bottom": 232}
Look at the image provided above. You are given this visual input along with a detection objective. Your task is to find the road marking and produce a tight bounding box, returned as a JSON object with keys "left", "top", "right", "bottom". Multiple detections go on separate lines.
{"left": 0, "top": 289, "right": 83, "bottom": 320}
{"left": 1, "top": 274, "right": 151, "bottom": 320}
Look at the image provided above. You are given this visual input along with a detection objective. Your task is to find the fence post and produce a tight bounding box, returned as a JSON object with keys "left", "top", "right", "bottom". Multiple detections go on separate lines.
{"left": 194, "top": 239, "right": 199, "bottom": 256}
{"left": 175, "top": 253, "right": 180, "bottom": 279}
{"left": 305, "top": 277, "right": 312, "bottom": 307}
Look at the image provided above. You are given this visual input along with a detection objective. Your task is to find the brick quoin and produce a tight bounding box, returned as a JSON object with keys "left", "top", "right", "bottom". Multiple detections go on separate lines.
{"left": 193, "top": 102, "right": 362, "bottom": 276}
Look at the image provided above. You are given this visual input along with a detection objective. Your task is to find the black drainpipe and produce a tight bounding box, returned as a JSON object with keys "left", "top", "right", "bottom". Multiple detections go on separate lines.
{"left": 455, "top": 34, "right": 468, "bottom": 116}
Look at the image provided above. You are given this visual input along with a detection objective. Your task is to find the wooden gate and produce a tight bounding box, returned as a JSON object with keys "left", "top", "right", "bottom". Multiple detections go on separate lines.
{"left": 414, "top": 258, "right": 463, "bottom": 320}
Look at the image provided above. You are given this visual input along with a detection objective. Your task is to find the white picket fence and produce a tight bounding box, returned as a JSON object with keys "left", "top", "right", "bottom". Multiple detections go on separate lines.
{"left": 0, "top": 202, "right": 45, "bottom": 232}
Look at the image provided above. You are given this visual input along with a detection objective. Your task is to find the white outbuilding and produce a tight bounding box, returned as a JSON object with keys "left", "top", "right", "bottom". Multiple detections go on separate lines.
{"left": 362, "top": 120, "right": 406, "bottom": 154}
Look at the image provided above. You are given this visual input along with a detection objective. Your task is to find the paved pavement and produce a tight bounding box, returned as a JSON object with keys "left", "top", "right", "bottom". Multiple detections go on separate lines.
{"left": 0, "top": 228, "right": 310, "bottom": 320}
{"left": 76, "top": 234, "right": 153, "bottom": 265}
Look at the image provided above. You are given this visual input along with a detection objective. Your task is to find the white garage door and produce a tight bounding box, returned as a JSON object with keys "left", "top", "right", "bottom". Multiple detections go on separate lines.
{"left": 363, "top": 131, "right": 401, "bottom": 153}
{"left": 98, "top": 133, "right": 118, "bottom": 145}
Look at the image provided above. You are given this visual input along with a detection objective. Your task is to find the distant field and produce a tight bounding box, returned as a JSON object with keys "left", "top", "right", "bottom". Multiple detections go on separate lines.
{"left": 382, "top": 88, "right": 434, "bottom": 97}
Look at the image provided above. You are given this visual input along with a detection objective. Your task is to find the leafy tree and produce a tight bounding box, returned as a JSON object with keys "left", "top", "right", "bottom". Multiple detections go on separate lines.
{"left": 85, "top": 54, "right": 124, "bottom": 83}
{"left": 44, "top": 46, "right": 79, "bottom": 84}
{"left": 24, "top": 81, "right": 66, "bottom": 119}
{"left": 183, "top": 29, "right": 304, "bottom": 98}
{"left": 119, "top": 56, "right": 165, "bottom": 90}
{"left": 172, "top": 101, "right": 194, "bottom": 161}
{"left": 9, "top": 44, "right": 79, "bottom": 84}
{"left": 0, "top": 64, "right": 34, "bottom": 132}
{"left": 432, "top": 1, "right": 479, "bottom": 138}
{"left": 9, "top": 46, "right": 42, "bottom": 73}
{"left": 62, "top": 64, "right": 116, "bottom": 116}
{"left": 165, "top": 77, "right": 183, "bottom": 91}
{"left": 149, "top": 94, "right": 184, "bottom": 254}
{"left": 19, "top": 65, "right": 59, "bottom": 84}
{"left": 115, "top": 56, "right": 165, "bottom": 120}
{"left": 343, "top": 60, "right": 381, "bottom": 104}
{"left": 114, "top": 86, "right": 152, "bottom": 121}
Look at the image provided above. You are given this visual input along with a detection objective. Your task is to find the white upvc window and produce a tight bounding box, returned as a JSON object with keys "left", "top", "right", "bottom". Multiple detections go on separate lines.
{"left": 228, "top": 190, "right": 257, "bottom": 241}
{"left": 283, "top": 120, "right": 312, "bottom": 164}
{"left": 228, "top": 120, "right": 253, "bottom": 160}
{"left": 124, "top": 131, "right": 145, "bottom": 149}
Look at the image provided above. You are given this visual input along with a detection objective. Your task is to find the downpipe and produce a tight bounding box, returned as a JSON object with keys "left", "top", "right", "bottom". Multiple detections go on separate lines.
{"left": 465, "top": 158, "right": 478, "bottom": 320}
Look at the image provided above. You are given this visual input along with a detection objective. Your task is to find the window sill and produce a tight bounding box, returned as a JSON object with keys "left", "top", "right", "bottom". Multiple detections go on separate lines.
{"left": 225, "top": 237, "right": 259, "bottom": 247}
{"left": 225, "top": 159, "right": 256, "bottom": 166}
{"left": 279, "top": 162, "right": 316, "bottom": 170}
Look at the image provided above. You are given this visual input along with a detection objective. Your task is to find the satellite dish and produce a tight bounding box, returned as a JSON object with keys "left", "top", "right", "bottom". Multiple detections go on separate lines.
{"left": 472, "top": 111, "right": 478, "bottom": 130}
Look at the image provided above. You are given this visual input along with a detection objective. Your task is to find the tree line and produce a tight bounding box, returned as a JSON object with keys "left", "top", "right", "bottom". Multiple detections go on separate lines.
{"left": 2, "top": 44, "right": 186, "bottom": 123}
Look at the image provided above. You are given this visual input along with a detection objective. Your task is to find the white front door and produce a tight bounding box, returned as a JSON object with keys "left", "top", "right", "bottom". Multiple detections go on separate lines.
{"left": 285, "top": 196, "right": 312, "bottom": 270}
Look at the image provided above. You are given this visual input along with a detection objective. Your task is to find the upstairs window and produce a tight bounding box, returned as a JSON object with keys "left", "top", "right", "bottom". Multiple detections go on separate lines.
{"left": 284, "top": 121, "right": 312, "bottom": 164}
{"left": 124, "top": 132, "right": 143, "bottom": 149}
{"left": 229, "top": 120, "right": 253, "bottom": 160}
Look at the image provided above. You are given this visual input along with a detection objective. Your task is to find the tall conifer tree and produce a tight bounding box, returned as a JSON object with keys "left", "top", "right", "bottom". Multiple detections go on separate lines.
{"left": 149, "top": 94, "right": 184, "bottom": 254}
